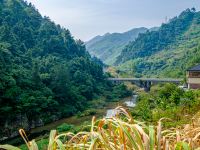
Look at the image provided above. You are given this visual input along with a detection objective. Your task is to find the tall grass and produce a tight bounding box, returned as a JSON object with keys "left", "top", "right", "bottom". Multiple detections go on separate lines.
{"left": 1, "top": 106, "right": 200, "bottom": 150}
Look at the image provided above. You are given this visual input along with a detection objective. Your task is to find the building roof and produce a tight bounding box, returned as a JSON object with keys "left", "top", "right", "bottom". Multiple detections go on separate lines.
{"left": 187, "top": 64, "right": 200, "bottom": 71}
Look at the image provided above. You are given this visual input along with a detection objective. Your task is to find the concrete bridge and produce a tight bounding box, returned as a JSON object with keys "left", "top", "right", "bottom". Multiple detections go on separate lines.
{"left": 108, "top": 78, "right": 182, "bottom": 91}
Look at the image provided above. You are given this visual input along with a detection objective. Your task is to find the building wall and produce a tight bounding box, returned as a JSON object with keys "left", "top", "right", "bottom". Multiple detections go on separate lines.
{"left": 188, "top": 77, "right": 200, "bottom": 89}
{"left": 188, "top": 78, "right": 200, "bottom": 84}
{"left": 188, "top": 71, "right": 200, "bottom": 78}
{"left": 188, "top": 83, "right": 200, "bottom": 89}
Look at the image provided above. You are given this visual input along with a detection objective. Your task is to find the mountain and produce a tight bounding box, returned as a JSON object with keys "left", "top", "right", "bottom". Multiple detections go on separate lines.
{"left": 86, "top": 27, "right": 149, "bottom": 65}
{"left": 0, "top": 0, "right": 129, "bottom": 139}
{"left": 116, "top": 8, "right": 200, "bottom": 78}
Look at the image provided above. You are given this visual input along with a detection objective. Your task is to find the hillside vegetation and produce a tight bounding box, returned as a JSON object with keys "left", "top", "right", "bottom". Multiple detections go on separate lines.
{"left": 0, "top": 0, "right": 131, "bottom": 139}
{"left": 116, "top": 8, "right": 200, "bottom": 78}
{"left": 1, "top": 1, "right": 200, "bottom": 149}
{"left": 1, "top": 106, "right": 200, "bottom": 150}
{"left": 86, "top": 27, "right": 148, "bottom": 65}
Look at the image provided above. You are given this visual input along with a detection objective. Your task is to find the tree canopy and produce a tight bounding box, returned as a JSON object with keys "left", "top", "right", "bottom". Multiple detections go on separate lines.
{"left": 0, "top": 0, "right": 131, "bottom": 138}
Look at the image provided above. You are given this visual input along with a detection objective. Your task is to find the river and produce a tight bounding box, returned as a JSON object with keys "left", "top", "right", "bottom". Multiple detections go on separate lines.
{"left": 106, "top": 94, "right": 138, "bottom": 117}
{"left": 3, "top": 95, "right": 138, "bottom": 145}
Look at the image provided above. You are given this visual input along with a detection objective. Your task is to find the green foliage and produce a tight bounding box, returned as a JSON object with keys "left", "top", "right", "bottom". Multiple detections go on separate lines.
{"left": 3, "top": 107, "right": 200, "bottom": 150}
{"left": 20, "top": 138, "right": 49, "bottom": 150}
{"left": 131, "top": 93, "right": 153, "bottom": 121}
{"left": 112, "top": 84, "right": 132, "bottom": 98}
{"left": 77, "top": 109, "right": 97, "bottom": 117}
{"left": 117, "top": 8, "right": 195, "bottom": 64}
{"left": 105, "top": 84, "right": 132, "bottom": 101}
{"left": 116, "top": 9, "right": 200, "bottom": 78}
{"left": 56, "top": 123, "right": 74, "bottom": 132}
{"left": 0, "top": 0, "right": 130, "bottom": 138}
{"left": 132, "top": 84, "right": 200, "bottom": 126}
{"left": 86, "top": 27, "right": 148, "bottom": 65}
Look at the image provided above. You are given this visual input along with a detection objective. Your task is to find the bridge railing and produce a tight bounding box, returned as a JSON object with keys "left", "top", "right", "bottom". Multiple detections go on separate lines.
{"left": 107, "top": 78, "right": 182, "bottom": 83}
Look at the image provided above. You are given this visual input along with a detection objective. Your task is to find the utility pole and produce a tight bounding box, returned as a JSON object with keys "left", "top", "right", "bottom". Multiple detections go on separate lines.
{"left": 165, "top": 16, "right": 168, "bottom": 23}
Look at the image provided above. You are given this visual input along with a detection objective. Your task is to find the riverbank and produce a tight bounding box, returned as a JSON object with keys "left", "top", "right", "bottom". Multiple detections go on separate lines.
{"left": 3, "top": 96, "right": 134, "bottom": 146}
{"left": 31, "top": 97, "right": 131, "bottom": 134}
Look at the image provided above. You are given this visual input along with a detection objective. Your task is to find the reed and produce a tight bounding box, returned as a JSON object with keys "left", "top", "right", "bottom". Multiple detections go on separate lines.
{"left": 1, "top": 106, "right": 200, "bottom": 150}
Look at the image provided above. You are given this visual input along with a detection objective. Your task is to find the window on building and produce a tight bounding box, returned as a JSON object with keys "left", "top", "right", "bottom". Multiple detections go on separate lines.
{"left": 189, "top": 72, "right": 200, "bottom": 78}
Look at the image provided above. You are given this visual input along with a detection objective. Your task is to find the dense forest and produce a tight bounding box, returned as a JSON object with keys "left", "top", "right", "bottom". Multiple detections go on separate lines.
{"left": 132, "top": 84, "right": 200, "bottom": 127}
{"left": 115, "top": 8, "right": 200, "bottom": 78}
{"left": 1, "top": 1, "right": 200, "bottom": 149}
{"left": 0, "top": 0, "right": 131, "bottom": 139}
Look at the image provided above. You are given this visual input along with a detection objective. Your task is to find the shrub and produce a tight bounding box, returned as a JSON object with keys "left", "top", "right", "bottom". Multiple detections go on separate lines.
{"left": 1, "top": 106, "right": 200, "bottom": 150}
{"left": 77, "top": 109, "right": 97, "bottom": 117}
{"left": 56, "top": 123, "right": 74, "bottom": 132}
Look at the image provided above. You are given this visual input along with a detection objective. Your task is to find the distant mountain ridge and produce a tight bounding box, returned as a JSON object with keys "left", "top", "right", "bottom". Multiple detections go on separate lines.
{"left": 116, "top": 8, "right": 200, "bottom": 78}
{"left": 86, "top": 27, "right": 156, "bottom": 65}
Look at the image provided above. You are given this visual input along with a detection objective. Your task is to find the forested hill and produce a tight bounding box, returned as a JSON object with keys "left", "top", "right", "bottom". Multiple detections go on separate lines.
{"left": 0, "top": 0, "right": 131, "bottom": 139}
{"left": 116, "top": 8, "right": 200, "bottom": 78}
{"left": 86, "top": 27, "right": 148, "bottom": 65}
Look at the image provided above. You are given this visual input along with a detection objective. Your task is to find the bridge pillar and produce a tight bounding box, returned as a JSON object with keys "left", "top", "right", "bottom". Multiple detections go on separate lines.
{"left": 144, "top": 81, "right": 152, "bottom": 92}
{"left": 112, "top": 80, "right": 121, "bottom": 85}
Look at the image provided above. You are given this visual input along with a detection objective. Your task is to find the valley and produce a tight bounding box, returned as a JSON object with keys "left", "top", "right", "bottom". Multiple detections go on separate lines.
{"left": 3, "top": 96, "right": 134, "bottom": 146}
{"left": 88, "top": 8, "right": 200, "bottom": 78}
{"left": 0, "top": 0, "right": 200, "bottom": 149}
{"left": 86, "top": 27, "right": 149, "bottom": 65}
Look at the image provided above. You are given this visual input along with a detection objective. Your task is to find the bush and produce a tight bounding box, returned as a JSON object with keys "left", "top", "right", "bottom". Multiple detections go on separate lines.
{"left": 77, "top": 109, "right": 97, "bottom": 117}
{"left": 3, "top": 107, "right": 200, "bottom": 150}
{"left": 131, "top": 83, "right": 200, "bottom": 127}
{"left": 56, "top": 123, "right": 74, "bottom": 132}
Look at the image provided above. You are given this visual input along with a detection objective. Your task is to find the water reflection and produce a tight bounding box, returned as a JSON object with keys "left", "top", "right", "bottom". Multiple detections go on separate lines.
{"left": 105, "top": 109, "right": 120, "bottom": 118}
{"left": 105, "top": 94, "right": 138, "bottom": 118}
{"left": 124, "top": 95, "right": 137, "bottom": 107}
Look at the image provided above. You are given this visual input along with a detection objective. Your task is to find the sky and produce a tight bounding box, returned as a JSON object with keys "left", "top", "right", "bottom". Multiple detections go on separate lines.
{"left": 26, "top": 0, "right": 200, "bottom": 41}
